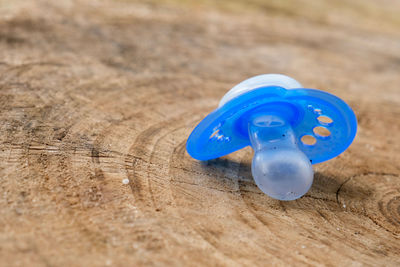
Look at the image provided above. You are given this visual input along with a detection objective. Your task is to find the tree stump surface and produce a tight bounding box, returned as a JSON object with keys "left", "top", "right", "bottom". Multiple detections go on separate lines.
{"left": 0, "top": 0, "right": 399, "bottom": 266}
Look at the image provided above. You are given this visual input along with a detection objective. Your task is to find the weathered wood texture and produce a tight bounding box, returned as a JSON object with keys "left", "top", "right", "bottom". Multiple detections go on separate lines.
{"left": 0, "top": 0, "right": 400, "bottom": 266}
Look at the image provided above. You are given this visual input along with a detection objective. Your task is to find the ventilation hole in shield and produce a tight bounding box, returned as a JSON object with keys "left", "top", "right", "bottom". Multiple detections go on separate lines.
{"left": 301, "top": 135, "right": 317, "bottom": 146}
{"left": 313, "top": 108, "right": 322, "bottom": 114}
{"left": 313, "top": 126, "right": 331, "bottom": 139}
{"left": 317, "top": 115, "right": 333, "bottom": 126}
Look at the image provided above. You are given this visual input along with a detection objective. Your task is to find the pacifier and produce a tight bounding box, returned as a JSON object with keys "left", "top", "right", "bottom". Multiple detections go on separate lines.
{"left": 186, "top": 74, "right": 357, "bottom": 201}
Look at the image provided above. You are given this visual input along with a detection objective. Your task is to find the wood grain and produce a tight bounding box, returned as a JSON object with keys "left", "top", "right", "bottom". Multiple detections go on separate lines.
{"left": 0, "top": 0, "right": 399, "bottom": 266}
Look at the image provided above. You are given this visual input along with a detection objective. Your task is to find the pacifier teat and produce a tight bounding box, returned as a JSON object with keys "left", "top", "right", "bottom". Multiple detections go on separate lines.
{"left": 186, "top": 74, "right": 357, "bottom": 201}
{"left": 249, "top": 113, "right": 313, "bottom": 200}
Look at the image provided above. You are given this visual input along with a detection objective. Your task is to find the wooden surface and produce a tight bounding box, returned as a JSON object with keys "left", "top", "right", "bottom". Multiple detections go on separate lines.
{"left": 1, "top": 0, "right": 400, "bottom": 266}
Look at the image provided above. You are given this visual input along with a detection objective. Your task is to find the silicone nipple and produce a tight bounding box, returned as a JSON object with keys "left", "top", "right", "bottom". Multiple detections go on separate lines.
{"left": 249, "top": 114, "right": 314, "bottom": 200}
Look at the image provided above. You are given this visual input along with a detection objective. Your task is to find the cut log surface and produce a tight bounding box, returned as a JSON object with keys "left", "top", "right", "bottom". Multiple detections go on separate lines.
{"left": 0, "top": 0, "right": 400, "bottom": 266}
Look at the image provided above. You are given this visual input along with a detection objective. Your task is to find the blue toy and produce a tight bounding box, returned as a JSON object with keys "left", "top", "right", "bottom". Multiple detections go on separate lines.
{"left": 186, "top": 74, "right": 357, "bottom": 200}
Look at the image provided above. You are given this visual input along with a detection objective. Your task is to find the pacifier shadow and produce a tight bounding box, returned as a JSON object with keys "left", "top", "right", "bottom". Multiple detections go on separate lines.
{"left": 200, "top": 156, "right": 251, "bottom": 183}
{"left": 200, "top": 157, "right": 370, "bottom": 206}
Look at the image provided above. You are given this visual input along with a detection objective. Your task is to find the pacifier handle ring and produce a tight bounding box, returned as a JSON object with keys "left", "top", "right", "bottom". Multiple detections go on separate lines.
{"left": 219, "top": 74, "right": 303, "bottom": 107}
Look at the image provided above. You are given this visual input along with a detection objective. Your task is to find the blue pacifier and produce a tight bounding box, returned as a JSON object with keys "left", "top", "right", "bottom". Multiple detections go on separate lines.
{"left": 186, "top": 74, "right": 357, "bottom": 201}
